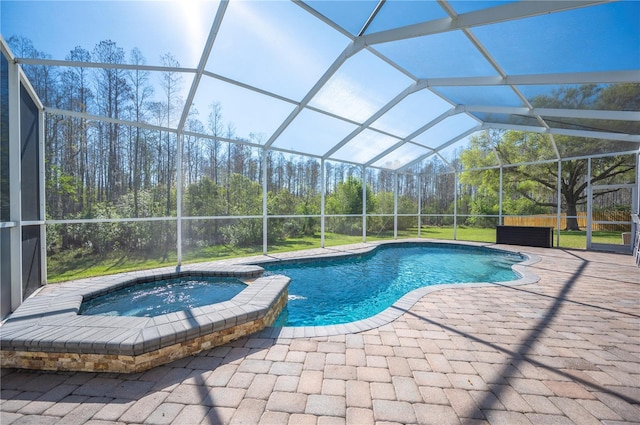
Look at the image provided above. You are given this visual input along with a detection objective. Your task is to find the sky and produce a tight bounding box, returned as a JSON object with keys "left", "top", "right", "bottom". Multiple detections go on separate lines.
{"left": 1, "top": 0, "right": 638, "bottom": 166}
{"left": 1, "top": 1, "right": 218, "bottom": 67}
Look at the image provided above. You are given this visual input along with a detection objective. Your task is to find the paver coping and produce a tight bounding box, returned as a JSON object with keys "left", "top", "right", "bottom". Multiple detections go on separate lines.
{"left": 1, "top": 239, "right": 540, "bottom": 358}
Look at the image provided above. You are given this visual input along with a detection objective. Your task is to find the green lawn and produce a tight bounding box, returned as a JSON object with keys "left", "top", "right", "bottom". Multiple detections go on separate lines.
{"left": 46, "top": 226, "right": 625, "bottom": 283}
{"left": 417, "top": 226, "right": 622, "bottom": 249}
{"left": 47, "top": 234, "right": 354, "bottom": 283}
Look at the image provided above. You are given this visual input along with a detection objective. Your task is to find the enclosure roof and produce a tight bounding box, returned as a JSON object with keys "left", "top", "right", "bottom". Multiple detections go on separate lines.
{"left": 2, "top": 0, "right": 639, "bottom": 170}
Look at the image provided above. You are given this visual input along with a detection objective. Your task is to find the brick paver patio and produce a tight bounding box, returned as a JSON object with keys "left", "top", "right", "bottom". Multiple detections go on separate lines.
{"left": 2, "top": 243, "right": 639, "bottom": 424}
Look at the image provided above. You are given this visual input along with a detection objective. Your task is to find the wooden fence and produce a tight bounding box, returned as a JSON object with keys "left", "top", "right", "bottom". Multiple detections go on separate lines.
{"left": 504, "top": 212, "right": 631, "bottom": 231}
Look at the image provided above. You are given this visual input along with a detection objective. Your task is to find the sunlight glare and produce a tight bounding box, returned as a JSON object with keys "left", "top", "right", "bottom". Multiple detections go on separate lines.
{"left": 311, "top": 76, "right": 379, "bottom": 124}
{"left": 173, "top": 0, "right": 219, "bottom": 66}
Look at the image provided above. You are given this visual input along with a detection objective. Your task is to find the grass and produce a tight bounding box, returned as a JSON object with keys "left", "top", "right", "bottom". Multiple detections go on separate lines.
{"left": 46, "top": 226, "right": 626, "bottom": 283}
{"left": 47, "top": 249, "right": 180, "bottom": 283}
{"left": 411, "top": 226, "right": 623, "bottom": 249}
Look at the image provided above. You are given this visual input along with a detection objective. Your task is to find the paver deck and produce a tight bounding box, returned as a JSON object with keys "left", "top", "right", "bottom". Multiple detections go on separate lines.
{"left": 1, "top": 241, "right": 639, "bottom": 425}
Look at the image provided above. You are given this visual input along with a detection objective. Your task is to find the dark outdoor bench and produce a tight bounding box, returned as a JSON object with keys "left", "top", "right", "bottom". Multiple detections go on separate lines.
{"left": 496, "top": 225, "right": 554, "bottom": 248}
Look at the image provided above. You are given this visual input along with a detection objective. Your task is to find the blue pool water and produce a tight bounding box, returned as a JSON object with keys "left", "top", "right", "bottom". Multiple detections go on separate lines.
{"left": 263, "top": 243, "right": 524, "bottom": 327}
{"left": 80, "top": 277, "right": 247, "bottom": 317}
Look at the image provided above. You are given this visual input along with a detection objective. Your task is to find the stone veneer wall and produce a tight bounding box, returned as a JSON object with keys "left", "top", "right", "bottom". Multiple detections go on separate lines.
{"left": 1, "top": 288, "right": 287, "bottom": 373}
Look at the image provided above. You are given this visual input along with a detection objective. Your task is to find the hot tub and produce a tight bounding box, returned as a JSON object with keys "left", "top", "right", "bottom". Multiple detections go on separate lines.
{"left": 0, "top": 264, "right": 289, "bottom": 373}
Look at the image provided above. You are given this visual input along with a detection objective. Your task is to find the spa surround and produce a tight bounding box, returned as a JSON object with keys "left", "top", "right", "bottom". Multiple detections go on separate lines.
{"left": 0, "top": 265, "right": 289, "bottom": 373}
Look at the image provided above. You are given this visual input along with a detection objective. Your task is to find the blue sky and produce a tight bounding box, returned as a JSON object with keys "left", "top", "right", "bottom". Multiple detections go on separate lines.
{"left": 1, "top": 1, "right": 219, "bottom": 67}
{"left": 2, "top": 0, "right": 638, "bottom": 165}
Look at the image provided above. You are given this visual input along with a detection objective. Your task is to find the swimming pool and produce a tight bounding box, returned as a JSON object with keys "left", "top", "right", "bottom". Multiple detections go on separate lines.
{"left": 0, "top": 241, "right": 538, "bottom": 372}
{"left": 262, "top": 243, "right": 525, "bottom": 327}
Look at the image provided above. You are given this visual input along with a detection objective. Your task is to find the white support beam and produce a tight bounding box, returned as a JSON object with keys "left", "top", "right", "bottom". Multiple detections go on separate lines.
{"left": 263, "top": 40, "right": 365, "bottom": 149}
{"left": 435, "top": 152, "right": 455, "bottom": 172}
{"left": 182, "top": 130, "right": 270, "bottom": 150}
{"left": 429, "top": 125, "right": 484, "bottom": 153}
{"left": 47, "top": 217, "right": 179, "bottom": 225}
{"left": 408, "top": 149, "right": 637, "bottom": 175}
{"left": 363, "top": 1, "right": 608, "bottom": 46}
{"left": 364, "top": 139, "right": 410, "bottom": 167}
{"left": 453, "top": 172, "right": 458, "bottom": 240}
{"left": 509, "top": 84, "right": 539, "bottom": 120}
{"left": 549, "top": 133, "right": 561, "bottom": 161}
{"left": 403, "top": 108, "right": 458, "bottom": 145}
{"left": 482, "top": 122, "right": 551, "bottom": 134}
{"left": 323, "top": 80, "right": 428, "bottom": 159}
{"left": 484, "top": 123, "right": 640, "bottom": 142}
{"left": 177, "top": 0, "right": 229, "bottom": 133}
{"left": 368, "top": 108, "right": 467, "bottom": 169}
{"left": 38, "top": 107, "right": 46, "bottom": 284}
{"left": 410, "top": 115, "right": 481, "bottom": 151}
{"left": 17, "top": 69, "right": 44, "bottom": 111}
{"left": 393, "top": 172, "right": 398, "bottom": 239}
{"left": 424, "top": 70, "right": 639, "bottom": 87}
{"left": 499, "top": 166, "right": 503, "bottom": 226}
{"left": 320, "top": 158, "right": 326, "bottom": 248}
{"left": 461, "top": 105, "right": 531, "bottom": 116}
{"left": 8, "top": 51, "right": 23, "bottom": 310}
{"left": 505, "top": 70, "right": 640, "bottom": 86}
{"left": 462, "top": 105, "right": 640, "bottom": 121}
{"left": 303, "top": 105, "right": 362, "bottom": 127}
{"left": 417, "top": 174, "right": 422, "bottom": 237}
{"left": 359, "top": 0, "right": 385, "bottom": 36}
{"left": 45, "top": 108, "right": 177, "bottom": 133}
{"left": 549, "top": 128, "right": 640, "bottom": 142}
{"left": 362, "top": 165, "right": 367, "bottom": 242}
{"left": 202, "top": 70, "right": 298, "bottom": 106}
{"left": 462, "top": 28, "right": 507, "bottom": 80}
{"left": 538, "top": 108, "right": 640, "bottom": 122}
{"left": 557, "top": 160, "right": 562, "bottom": 246}
{"left": 293, "top": 0, "right": 356, "bottom": 40}
{"left": 437, "top": 0, "right": 459, "bottom": 18}
{"left": 365, "top": 45, "right": 420, "bottom": 81}
{"left": 586, "top": 158, "right": 593, "bottom": 249}
{"left": 176, "top": 133, "right": 183, "bottom": 266}
{"left": 397, "top": 125, "right": 481, "bottom": 172}
{"left": 188, "top": 127, "right": 402, "bottom": 168}
{"left": 0, "top": 35, "right": 15, "bottom": 61}
{"left": 16, "top": 57, "right": 196, "bottom": 74}
{"left": 262, "top": 149, "right": 268, "bottom": 255}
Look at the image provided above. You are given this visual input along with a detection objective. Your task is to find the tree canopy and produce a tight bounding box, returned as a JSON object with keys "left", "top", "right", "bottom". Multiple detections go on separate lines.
{"left": 460, "top": 84, "right": 637, "bottom": 230}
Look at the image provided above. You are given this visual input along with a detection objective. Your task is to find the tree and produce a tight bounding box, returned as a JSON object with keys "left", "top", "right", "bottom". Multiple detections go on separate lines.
{"left": 326, "top": 176, "right": 374, "bottom": 215}
{"left": 128, "top": 47, "right": 153, "bottom": 217}
{"left": 222, "top": 174, "right": 263, "bottom": 246}
{"left": 326, "top": 176, "right": 375, "bottom": 235}
{"left": 93, "top": 40, "right": 130, "bottom": 203}
{"left": 184, "top": 116, "right": 206, "bottom": 185}
{"left": 460, "top": 84, "right": 637, "bottom": 230}
{"left": 8, "top": 36, "right": 59, "bottom": 108}
{"left": 207, "top": 102, "right": 224, "bottom": 184}
{"left": 47, "top": 46, "right": 93, "bottom": 219}
{"left": 159, "top": 52, "right": 182, "bottom": 215}
{"left": 66, "top": 47, "right": 92, "bottom": 214}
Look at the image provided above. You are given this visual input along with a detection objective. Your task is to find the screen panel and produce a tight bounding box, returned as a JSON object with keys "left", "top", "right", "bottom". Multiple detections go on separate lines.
{"left": 1, "top": 228, "right": 11, "bottom": 318}
{"left": 366, "top": 0, "right": 447, "bottom": 34}
{"left": 21, "top": 225, "right": 42, "bottom": 299}
{"left": 20, "top": 83, "right": 40, "bottom": 221}
{"left": 472, "top": 2, "right": 639, "bottom": 75}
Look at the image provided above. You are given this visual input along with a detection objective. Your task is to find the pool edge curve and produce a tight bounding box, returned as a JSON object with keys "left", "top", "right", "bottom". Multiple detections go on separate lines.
{"left": 257, "top": 239, "right": 542, "bottom": 339}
